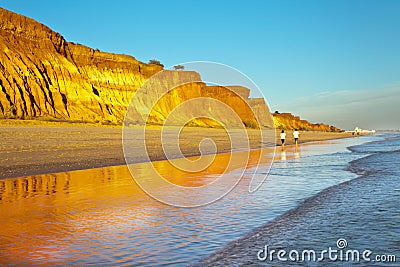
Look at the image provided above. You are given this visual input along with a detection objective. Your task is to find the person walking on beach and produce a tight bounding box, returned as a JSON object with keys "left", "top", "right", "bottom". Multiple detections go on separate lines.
{"left": 280, "top": 130, "right": 286, "bottom": 148}
{"left": 293, "top": 129, "right": 300, "bottom": 145}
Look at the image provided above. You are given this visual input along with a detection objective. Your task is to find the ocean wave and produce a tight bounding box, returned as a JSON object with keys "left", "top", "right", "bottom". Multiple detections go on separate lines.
{"left": 347, "top": 133, "right": 400, "bottom": 154}
{"left": 195, "top": 134, "right": 400, "bottom": 266}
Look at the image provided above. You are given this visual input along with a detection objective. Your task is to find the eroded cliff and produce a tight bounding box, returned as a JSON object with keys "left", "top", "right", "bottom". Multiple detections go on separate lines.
{"left": 0, "top": 8, "right": 274, "bottom": 128}
{"left": 273, "top": 112, "right": 342, "bottom": 132}
{"left": 0, "top": 8, "right": 162, "bottom": 123}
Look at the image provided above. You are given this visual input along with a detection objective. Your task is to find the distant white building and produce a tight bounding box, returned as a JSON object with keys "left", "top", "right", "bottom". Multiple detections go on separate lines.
{"left": 345, "top": 127, "right": 375, "bottom": 134}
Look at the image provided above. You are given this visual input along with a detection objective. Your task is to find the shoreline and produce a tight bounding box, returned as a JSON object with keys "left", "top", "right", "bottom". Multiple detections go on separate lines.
{"left": 0, "top": 131, "right": 385, "bottom": 266}
{"left": 196, "top": 133, "right": 398, "bottom": 266}
{"left": 0, "top": 123, "right": 360, "bottom": 179}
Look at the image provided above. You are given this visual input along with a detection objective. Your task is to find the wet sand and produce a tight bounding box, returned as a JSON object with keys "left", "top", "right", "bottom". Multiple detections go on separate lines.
{"left": 0, "top": 120, "right": 356, "bottom": 179}
{"left": 0, "top": 135, "right": 371, "bottom": 266}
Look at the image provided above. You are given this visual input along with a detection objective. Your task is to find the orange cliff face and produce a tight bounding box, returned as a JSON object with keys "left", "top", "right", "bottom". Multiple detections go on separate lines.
{"left": 0, "top": 9, "right": 162, "bottom": 122}
{"left": 0, "top": 8, "right": 162, "bottom": 124}
{"left": 272, "top": 112, "right": 343, "bottom": 132}
{"left": 125, "top": 71, "right": 273, "bottom": 128}
{"left": 0, "top": 8, "right": 274, "bottom": 128}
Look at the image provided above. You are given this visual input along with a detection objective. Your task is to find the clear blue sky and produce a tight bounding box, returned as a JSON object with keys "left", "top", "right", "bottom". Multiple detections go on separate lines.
{"left": 2, "top": 0, "right": 399, "bottom": 129}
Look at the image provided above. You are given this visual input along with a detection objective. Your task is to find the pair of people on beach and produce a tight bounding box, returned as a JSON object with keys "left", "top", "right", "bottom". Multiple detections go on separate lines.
{"left": 280, "top": 129, "right": 299, "bottom": 147}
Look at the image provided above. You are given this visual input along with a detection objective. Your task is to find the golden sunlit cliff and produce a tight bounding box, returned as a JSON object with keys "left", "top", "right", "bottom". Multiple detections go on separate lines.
{"left": 273, "top": 112, "right": 342, "bottom": 132}
{"left": 0, "top": 8, "right": 162, "bottom": 124}
{"left": 0, "top": 8, "right": 274, "bottom": 128}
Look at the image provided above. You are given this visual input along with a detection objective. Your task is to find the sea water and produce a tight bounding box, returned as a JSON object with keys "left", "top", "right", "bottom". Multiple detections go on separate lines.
{"left": 199, "top": 133, "right": 400, "bottom": 266}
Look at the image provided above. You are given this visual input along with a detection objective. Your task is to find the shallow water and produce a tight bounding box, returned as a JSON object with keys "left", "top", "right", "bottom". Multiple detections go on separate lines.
{"left": 199, "top": 133, "right": 400, "bottom": 266}
{"left": 0, "top": 135, "right": 379, "bottom": 266}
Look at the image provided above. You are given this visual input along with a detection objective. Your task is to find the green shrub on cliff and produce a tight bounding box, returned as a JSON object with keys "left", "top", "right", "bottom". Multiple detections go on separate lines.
{"left": 148, "top": 59, "right": 164, "bottom": 67}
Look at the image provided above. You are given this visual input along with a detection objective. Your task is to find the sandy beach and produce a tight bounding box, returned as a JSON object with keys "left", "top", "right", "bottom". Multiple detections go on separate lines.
{"left": 0, "top": 131, "right": 385, "bottom": 266}
{"left": 0, "top": 120, "right": 356, "bottom": 179}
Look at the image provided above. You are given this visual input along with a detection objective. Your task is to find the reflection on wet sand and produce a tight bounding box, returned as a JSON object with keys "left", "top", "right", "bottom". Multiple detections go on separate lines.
{"left": 0, "top": 141, "right": 322, "bottom": 266}
{"left": 0, "top": 146, "right": 277, "bottom": 266}
{"left": 277, "top": 145, "right": 301, "bottom": 162}
{"left": 4, "top": 136, "right": 358, "bottom": 266}
{"left": 294, "top": 146, "right": 300, "bottom": 159}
